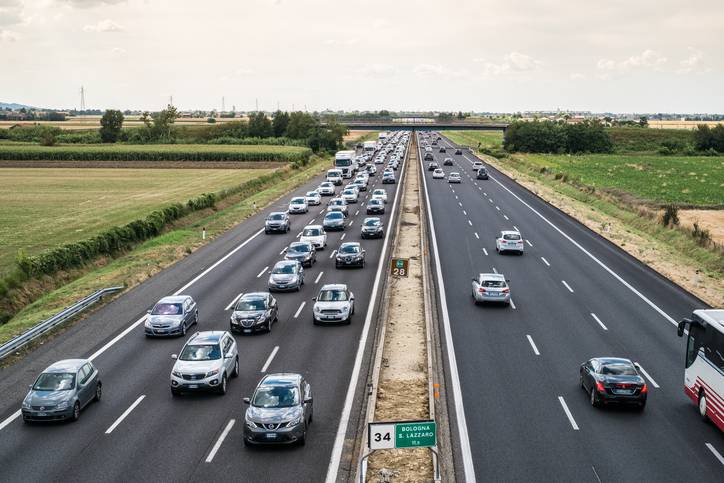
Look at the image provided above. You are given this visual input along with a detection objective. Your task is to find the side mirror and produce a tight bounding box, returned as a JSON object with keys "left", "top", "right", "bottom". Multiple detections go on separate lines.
{"left": 304, "top": 397, "right": 313, "bottom": 404}
{"left": 171, "top": 354, "right": 178, "bottom": 360}
{"left": 677, "top": 319, "right": 690, "bottom": 337}
{"left": 633, "top": 362, "right": 641, "bottom": 369}
{"left": 472, "top": 278, "right": 477, "bottom": 282}
{"left": 312, "top": 297, "right": 316, "bottom": 301}
{"left": 146, "top": 309, "right": 152, "bottom": 314}
{"left": 225, "top": 354, "right": 233, "bottom": 359}
{"left": 243, "top": 397, "right": 250, "bottom": 405}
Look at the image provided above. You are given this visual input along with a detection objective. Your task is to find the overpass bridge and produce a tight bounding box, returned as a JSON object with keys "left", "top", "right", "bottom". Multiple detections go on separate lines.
{"left": 325, "top": 119, "right": 509, "bottom": 132}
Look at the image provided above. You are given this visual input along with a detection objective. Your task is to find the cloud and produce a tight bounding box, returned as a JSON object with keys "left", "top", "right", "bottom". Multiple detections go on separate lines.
{"left": 83, "top": 19, "right": 124, "bottom": 32}
{"left": 359, "top": 63, "right": 397, "bottom": 78}
{"left": 678, "top": 48, "right": 709, "bottom": 74}
{"left": 414, "top": 63, "right": 445, "bottom": 77}
{"left": 110, "top": 46, "right": 126, "bottom": 57}
{"left": 570, "top": 72, "right": 586, "bottom": 80}
{"left": 59, "top": 0, "right": 125, "bottom": 7}
{"left": 323, "top": 38, "right": 358, "bottom": 47}
{"left": 506, "top": 52, "right": 542, "bottom": 71}
{"left": 0, "top": 2, "right": 23, "bottom": 27}
{"left": 372, "top": 18, "right": 390, "bottom": 30}
{"left": 473, "top": 52, "right": 542, "bottom": 77}
{"left": 0, "top": 29, "right": 18, "bottom": 41}
{"left": 597, "top": 49, "right": 667, "bottom": 73}
{"left": 0, "top": 0, "right": 22, "bottom": 7}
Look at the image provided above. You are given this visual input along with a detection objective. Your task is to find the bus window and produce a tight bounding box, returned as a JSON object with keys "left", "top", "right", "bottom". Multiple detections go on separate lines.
{"left": 686, "top": 323, "right": 705, "bottom": 368}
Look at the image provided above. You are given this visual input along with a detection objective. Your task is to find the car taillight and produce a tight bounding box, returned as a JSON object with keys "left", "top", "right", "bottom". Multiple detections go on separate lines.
{"left": 478, "top": 288, "right": 486, "bottom": 293}
{"left": 595, "top": 381, "right": 605, "bottom": 392}
{"left": 641, "top": 384, "right": 648, "bottom": 394}
{"left": 501, "top": 288, "right": 509, "bottom": 293}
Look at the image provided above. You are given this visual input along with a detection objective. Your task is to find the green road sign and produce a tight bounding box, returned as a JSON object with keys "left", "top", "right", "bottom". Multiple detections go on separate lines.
{"left": 368, "top": 420, "right": 436, "bottom": 449}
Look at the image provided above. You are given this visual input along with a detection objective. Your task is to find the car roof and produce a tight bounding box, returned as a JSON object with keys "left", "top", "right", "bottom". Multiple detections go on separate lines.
{"left": 340, "top": 241, "right": 360, "bottom": 248}
{"left": 500, "top": 230, "right": 521, "bottom": 235}
{"left": 290, "top": 197, "right": 305, "bottom": 201}
{"left": 260, "top": 373, "right": 302, "bottom": 387}
{"left": 369, "top": 198, "right": 383, "bottom": 203}
{"left": 188, "top": 331, "right": 227, "bottom": 344}
{"left": 363, "top": 217, "right": 381, "bottom": 223}
{"left": 479, "top": 273, "right": 505, "bottom": 281}
{"left": 289, "top": 241, "right": 312, "bottom": 247}
{"left": 320, "top": 283, "right": 348, "bottom": 291}
{"left": 303, "top": 224, "right": 323, "bottom": 230}
{"left": 241, "top": 292, "right": 269, "bottom": 300}
{"left": 268, "top": 211, "right": 287, "bottom": 216}
{"left": 593, "top": 357, "right": 634, "bottom": 365}
{"left": 450, "top": 172, "right": 460, "bottom": 175}
{"left": 274, "top": 260, "right": 299, "bottom": 267}
{"left": 45, "top": 359, "right": 88, "bottom": 372}
{"left": 157, "top": 295, "right": 189, "bottom": 304}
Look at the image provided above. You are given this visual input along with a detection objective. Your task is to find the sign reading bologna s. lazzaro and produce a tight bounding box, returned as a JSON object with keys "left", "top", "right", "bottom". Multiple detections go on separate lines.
{"left": 368, "top": 420, "right": 436, "bottom": 450}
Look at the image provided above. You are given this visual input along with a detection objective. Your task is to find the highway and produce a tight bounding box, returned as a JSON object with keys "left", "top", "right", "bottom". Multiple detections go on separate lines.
{"left": 420, "top": 132, "right": 724, "bottom": 482}
{"left": 0, "top": 144, "right": 407, "bottom": 482}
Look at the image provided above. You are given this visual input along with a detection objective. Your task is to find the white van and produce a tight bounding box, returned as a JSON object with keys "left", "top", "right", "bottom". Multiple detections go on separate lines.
{"left": 326, "top": 169, "right": 343, "bottom": 185}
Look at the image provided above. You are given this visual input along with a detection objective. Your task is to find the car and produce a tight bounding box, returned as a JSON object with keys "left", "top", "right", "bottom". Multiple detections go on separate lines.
{"left": 367, "top": 165, "right": 377, "bottom": 175}
{"left": 323, "top": 211, "right": 346, "bottom": 231}
{"left": 439, "top": 146, "right": 446, "bottom": 153}
{"left": 22, "top": 359, "right": 102, "bottom": 423}
{"left": 472, "top": 161, "right": 484, "bottom": 171}
{"left": 476, "top": 168, "right": 489, "bottom": 180}
{"left": 230, "top": 293, "right": 279, "bottom": 334}
{"left": 327, "top": 197, "right": 349, "bottom": 216}
{"left": 580, "top": 357, "right": 647, "bottom": 409}
{"left": 443, "top": 158, "right": 453, "bottom": 166}
{"left": 265, "top": 212, "right": 290, "bottom": 234}
{"left": 305, "top": 191, "right": 322, "bottom": 206}
{"left": 351, "top": 180, "right": 366, "bottom": 192}
{"left": 455, "top": 148, "right": 463, "bottom": 155}
{"left": 374, "top": 157, "right": 384, "bottom": 165}
{"left": 471, "top": 273, "right": 511, "bottom": 305}
{"left": 423, "top": 152, "right": 434, "bottom": 161}
{"left": 496, "top": 230, "right": 524, "bottom": 255}
{"left": 382, "top": 173, "right": 396, "bottom": 184}
{"left": 318, "top": 182, "right": 335, "bottom": 196}
{"left": 371, "top": 188, "right": 388, "bottom": 203}
{"left": 432, "top": 140, "right": 438, "bottom": 146}
{"left": 312, "top": 284, "right": 355, "bottom": 325}
{"left": 432, "top": 168, "right": 445, "bottom": 179}
{"left": 145, "top": 295, "right": 198, "bottom": 337}
{"left": 448, "top": 172, "right": 461, "bottom": 183}
{"left": 284, "top": 241, "right": 316, "bottom": 267}
{"left": 288, "top": 196, "right": 308, "bottom": 214}
{"left": 243, "top": 373, "right": 313, "bottom": 446}
{"left": 341, "top": 188, "right": 359, "bottom": 204}
{"left": 170, "top": 331, "right": 239, "bottom": 395}
{"left": 300, "top": 224, "right": 327, "bottom": 250}
{"left": 326, "top": 169, "right": 343, "bottom": 186}
{"left": 268, "top": 260, "right": 304, "bottom": 292}
{"left": 335, "top": 242, "right": 366, "bottom": 268}
{"left": 361, "top": 217, "right": 384, "bottom": 239}
{"left": 427, "top": 162, "right": 439, "bottom": 171}
{"left": 366, "top": 198, "right": 385, "bottom": 215}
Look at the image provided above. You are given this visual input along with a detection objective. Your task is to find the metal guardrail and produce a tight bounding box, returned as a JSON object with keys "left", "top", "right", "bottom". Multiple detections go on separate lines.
{"left": 0, "top": 286, "right": 123, "bottom": 360}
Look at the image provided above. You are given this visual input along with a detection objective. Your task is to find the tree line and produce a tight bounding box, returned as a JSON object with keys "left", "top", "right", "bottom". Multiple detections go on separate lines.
{"left": 503, "top": 120, "right": 613, "bottom": 154}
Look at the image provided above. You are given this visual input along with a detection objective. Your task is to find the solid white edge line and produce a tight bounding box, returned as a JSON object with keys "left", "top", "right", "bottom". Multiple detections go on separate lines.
{"left": 225, "top": 292, "right": 244, "bottom": 311}
{"left": 636, "top": 364, "right": 660, "bottom": 388}
{"left": 526, "top": 334, "right": 540, "bottom": 355}
{"left": 261, "top": 346, "right": 280, "bottom": 373}
{"left": 558, "top": 396, "right": 579, "bottom": 430}
{"left": 562, "top": 280, "right": 575, "bottom": 293}
{"left": 325, "top": 136, "right": 408, "bottom": 483}
{"left": 705, "top": 443, "right": 724, "bottom": 465}
{"left": 541, "top": 257, "right": 550, "bottom": 267}
{"left": 105, "top": 394, "right": 145, "bottom": 434}
{"left": 590, "top": 313, "right": 608, "bottom": 331}
{"left": 415, "top": 134, "right": 477, "bottom": 482}
{"left": 205, "top": 419, "right": 236, "bottom": 463}
{"left": 315, "top": 271, "right": 324, "bottom": 284}
{"left": 0, "top": 410, "right": 20, "bottom": 431}
{"left": 293, "top": 301, "right": 306, "bottom": 318}
{"left": 256, "top": 266, "right": 269, "bottom": 278}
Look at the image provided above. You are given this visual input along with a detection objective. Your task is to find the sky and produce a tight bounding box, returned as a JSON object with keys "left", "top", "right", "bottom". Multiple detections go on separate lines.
{"left": 1, "top": 0, "right": 723, "bottom": 113}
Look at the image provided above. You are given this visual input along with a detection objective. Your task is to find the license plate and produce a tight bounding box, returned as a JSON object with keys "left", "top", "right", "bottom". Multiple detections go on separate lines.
{"left": 37, "top": 412, "right": 46, "bottom": 417}
{"left": 266, "top": 433, "right": 277, "bottom": 439}
{"left": 243, "top": 329, "right": 251, "bottom": 333}
{"left": 188, "top": 384, "right": 198, "bottom": 389}
{"left": 615, "top": 389, "right": 633, "bottom": 395}
{"left": 345, "top": 261, "right": 351, "bottom": 264}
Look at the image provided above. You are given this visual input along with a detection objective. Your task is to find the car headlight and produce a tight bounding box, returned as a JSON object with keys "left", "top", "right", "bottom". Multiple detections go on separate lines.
{"left": 286, "top": 415, "right": 303, "bottom": 427}
{"left": 257, "top": 314, "right": 266, "bottom": 321}
{"left": 144, "top": 320, "right": 152, "bottom": 328}
{"left": 22, "top": 399, "right": 31, "bottom": 409}
{"left": 206, "top": 369, "right": 219, "bottom": 377}
{"left": 245, "top": 412, "right": 258, "bottom": 428}
{"left": 314, "top": 305, "right": 321, "bottom": 313}
{"left": 341, "top": 306, "right": 350, "bottom": 313}
{"left": 172, "top": 370, "right": 183, "bottom": 378}
{"left": 56, "top": 401, "right": 70, "bottom": 410}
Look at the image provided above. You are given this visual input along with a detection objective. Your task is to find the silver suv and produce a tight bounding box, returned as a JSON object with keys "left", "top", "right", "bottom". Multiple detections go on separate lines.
{"left": 170, "top": 331, "right": 239, "bottom": 396}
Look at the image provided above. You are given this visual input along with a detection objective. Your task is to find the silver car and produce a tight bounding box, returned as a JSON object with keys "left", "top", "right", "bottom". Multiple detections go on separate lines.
{"left": 312, "top": 284, "right": 355, "bottom": 325}
{"left": 327, "top": 197, "right": 349, "bottom": 217}
{"left": 243, "top": 373, "right": 313, "bottom": 446}
{"left": 22, "top": 359, "right": 101, "bottom": 423}
{"left": 318, "top": 182, "right": 335, "bottom": 196}
{"left": 471, "top": 273, "right": 511, "bottom": 306}
{"left": 170, "top": 331, "right": 239, "bottom": 396}
{"left": 268, "top": 260, "right": 304, "bottom": 292}
{"left": 448, "top": 172, "right": 462, "bottom": 183}
{"left": 144, "top": 295, "right": 198, "bottom": 337}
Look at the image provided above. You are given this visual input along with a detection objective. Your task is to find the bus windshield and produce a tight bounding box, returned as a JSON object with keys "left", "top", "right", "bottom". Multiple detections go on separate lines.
{"left": 335, "top": 159, "right": 352, "bottom": 167}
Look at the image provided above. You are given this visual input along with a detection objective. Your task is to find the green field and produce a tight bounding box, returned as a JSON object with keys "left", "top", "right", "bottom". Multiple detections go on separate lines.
{"left": 444, "top": 130, "right": 504, "bottom": 149}
{"left": 519, "top": 153, "right": 724, "bottom": 207}
{"left": 0, "top": 167, "right": 275, "bottom": 276}
{"left": 0, "top": 142, "right": 311, "bottom": 162}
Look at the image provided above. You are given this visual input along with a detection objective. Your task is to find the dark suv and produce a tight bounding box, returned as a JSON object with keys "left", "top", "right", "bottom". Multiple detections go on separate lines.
{"left": 265, "top": 212, "right": 290, "bottom": 234}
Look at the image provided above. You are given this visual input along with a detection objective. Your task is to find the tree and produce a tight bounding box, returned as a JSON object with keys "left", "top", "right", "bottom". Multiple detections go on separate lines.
{"left": 638, "top": 116, "right": 648, "bottom": 128}
{"left": 693, "top": 125, "right": 714, "bottom": 151}
{"left": 247, "top": 111, "right": 273, "bottom": 138}
{"left": 99, "top": 109, "right": 124, "bottom": 143}
{"left": 272, "top": 110, "right": 290, "bottom": 137}
{"left": 139, "top": 105, "right": 178, "bottom": 142}
{"left": 286, "top": 112, "right": 317, "bottom": 139}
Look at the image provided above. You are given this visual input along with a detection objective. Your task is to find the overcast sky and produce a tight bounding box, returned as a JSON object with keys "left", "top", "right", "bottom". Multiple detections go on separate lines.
{"left": 1, "top": 0, "right": 722, "bottom": 113}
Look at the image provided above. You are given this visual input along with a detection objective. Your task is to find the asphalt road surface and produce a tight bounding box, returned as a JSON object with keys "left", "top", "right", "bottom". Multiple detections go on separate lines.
{"left": 420, "top": 132, "right": 724, "bottom": 482}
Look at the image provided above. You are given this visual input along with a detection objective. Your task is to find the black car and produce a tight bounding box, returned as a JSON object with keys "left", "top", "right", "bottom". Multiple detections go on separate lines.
{"left": 265, "top": 212, "right": 290, "bottom": 234}
{"left": 439, "top": 147, "right": 446, "bottom": 153}
{"left": 335, "top": 242, "right": 366, "bottom": 268}
{"left": 580, "top": 357, "right": 647, "bottom": 409}
{"left": 455, "top": 148, "right": 463, "bottom": 155}
{"left": 284, "top": 242, "right": 316, "bottom": 268}
{"left": 427, "top": 162, "right": 439, "bottom": 171}
{"left": 230, "top": 293, "right": 278, "bottom": 334}
{"left": 361, "top": 217, "right": 384, "bottom": 239}
{"left": 443, "top": 158, "right": 453, "bottom": 166}
{"left": 423, "top": 152, "right": 434, "bottom": 161}
{"left": 366, "top": 198, "right": 385, "bottom": 215}
{"left": 476, "top": 168, "right": 489, "bottom": 180}
{"left": 382, "top": 173, "right": 396, "bottom": 184}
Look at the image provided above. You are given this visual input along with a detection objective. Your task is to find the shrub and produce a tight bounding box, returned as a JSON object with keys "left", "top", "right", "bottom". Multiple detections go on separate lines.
{"left": 207, "top": 118, "right": 216, "bottom": 123}
{"left": 56, "top": 131, "right": 102, "bottom": 144}
{"left": 39, "top": 130, "right": 56, "bottom": 146}
{"left": 661, "top": 204, "right": 680, "bottom": 227}
{"left": 691, "top": 222, "right": 712, "bottom": 247}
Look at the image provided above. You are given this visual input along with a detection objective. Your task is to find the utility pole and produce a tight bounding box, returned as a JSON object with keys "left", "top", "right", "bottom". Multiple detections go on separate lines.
{"left": 222, "top": 96, "right": 225, "bottom": 113}
{"left": 79, "top": 86, "right": 86, "bottom": 122}
{"left": 169, "top": 95, "right": 173, "bottom": 107}
{"left": 255, "top": 98, "right": 259, "bottom": 112}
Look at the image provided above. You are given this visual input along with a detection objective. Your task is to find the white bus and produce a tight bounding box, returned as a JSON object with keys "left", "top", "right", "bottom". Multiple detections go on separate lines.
{"left": 334, "top": 150, "right": 356, "bottom": 178}
{"left": 677, "top": 309, "right": 724, "bottom": 431}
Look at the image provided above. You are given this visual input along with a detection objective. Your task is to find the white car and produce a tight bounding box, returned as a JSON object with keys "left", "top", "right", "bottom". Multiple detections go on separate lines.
{"left": 170, "top": 331, "right": 239, "bottom": 396}
{"left": 496, "top": 230, "right": 524, "bottom": 255}
{"left": 318, "top": 182, "right": 335, "bottom": 196}
{"left": 448, "top": 172, "right": 461, "bottom": 183}
{"left": 432, "top": 169, "right": 445, "bottom": 179}
{"left": 327, "top": 197, "right": 349, "bottom": 216}
{"left": 300, "top": 224, "right": 327, "bottom": 250}
{"left": 367, "top": 165, "right": 377, "bottom": 175}
{"left": 341, "top": 188, "right": 359, "bottom": 204}
{"left": 312, "top": 284, "right": 355, "bottom": 325}
{"left": 472, "top": 161, "right": 484, "bottom": 171}
{"left": 288, "top": 196, "right": 308, "bottom": 214}
{"left": 326, "top": 169, "right": 343, "bottom": 185}
{"left": 371, "top": 188, "right": 387, "bottom": 203}
{"left": 305, "top": 191, "right": 322, "bottom": 206}
{"left": 471, "top": 273, "right": 511, "bottom": 305}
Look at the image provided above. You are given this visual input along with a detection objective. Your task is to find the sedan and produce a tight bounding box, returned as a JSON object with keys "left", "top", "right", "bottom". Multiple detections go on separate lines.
{"left": 288, "top": 197, "right": 308, "bottom": 214}
{"left": 323, "top": 211, "right": 346, "bottom": 231}
{"left": 580, "top": 357, "right": 647, "bottom": 409}
{"left": 300, "top": 224, "right": 327, "bottom": 250}
{"left": 22, "top": 359, "right": 101, "bottom": 423}
{"left": 427, "top": 162, "right": 439, "bottom": 171}
{"left": 448, "top": 172, "right": 461, "bottom": 183}
{"left": 455, "top": 149, "right": 463, "bottom": 155}
{"left": 471, "top": 273, "right": 511, "bottom": 305}
{"left": 243, "top": 373, "right": 313, "bottom": 446}
{"left": 367, "top": 165, "right": 377, "bottom": 175}
{"left": 382, "top": 173, "right": 396, "bottom": 184}
{"left": 439, "top": 146, "right": 446, "bottom": 153}
{"left": 432, "top": 168, "right": 445, "bottom": 179}
{"left": 472, "top": 161, "right": 484, "bottom": 171}
{"left": 305, "top": 191, "right": 322, "bottom": 206}
{"left": 145, "top": 295, "right": 198, "bottom": 337}
{"left": 284, "top": 241, "right": 316, "bottom": 267}
{"left": 366, "top": 198, "right": 385, "bottom": 215}
{"left": 476, "top": 168, "right": 489, "bottom": 180}
{"left": 496, "top": 230, "right": 524, "bottom": 255}
{"left": 312, "top": 284, "right": 354, "bottom": 325}
{"left": 265, "top": 212, "right": 290, "bottom": 234}
{"left": 327, "top": 197, "right": 349, "bottom": 217}
{"left": 443, "top": 158, "right": 453, "bottom": 166}
{"left": 230, "top": 293, "right": 278, "bottom": 334}
{"left": 268, "top": 260, "right": 304, "bottom": 292}
{"left": 342, "top": 189, "right": 359, "bottom": 204}
{"left": 335, "top": 242, "right": 366, "bottom": 269}
{"left": 318, "top": 182, "right": 335, "bottom": 196}
{"left": 371, "top": 188, "right": 387, "bottom": 203}
{"left": 361, "top": 217, "right": 384, "bottom": 239}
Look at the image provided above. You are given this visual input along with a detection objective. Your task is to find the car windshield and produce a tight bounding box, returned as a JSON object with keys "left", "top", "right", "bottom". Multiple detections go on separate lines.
{"left": 272, "top": 264, "right": 295, "bottom": 274}
{"left": 340, "top": 245, "right": 360, "bottom": 254}
{"left": 318, "top": 289, "right": 348, "bottom": 301}
{"left": 291, "top": 198, "right": 305, "bottom": 204}
{"left": 343, "top": 190, "right": 354, "bottom": 195}
{"left": 289, "top": 244, "right": 310, "bottom": 253}
{"left": 326, "top": 213, "right": 343, "bottom": 220}
{"left": 374, "top": 190, "right": 384, "bottom": 195}
{"left": 268, "top": 213, "right": 285, "bottom": 220}
{"left": 236, "top": 298, "right": 266, "bottom": 311}
{"left": 364, "top": 219, "right": 380, "bottom": 226}
{"left": 179, "top": 344, "right": 221, "bottom": 361}
{"left": 601, "top": 362, "right": 637, "bottom": 375}
{"left": 33, "top": 372, "right": 76, "bottom": 391}
{"left": 331, "top": 199, "right": 343, "bottom": 205}
{"left": 370, "top": 199, "right": 382, "bottom": 205}
{"left": 303, "top": 228, "right": 321, "bottom": 236}
{"left": 503, "top": 234, "right": 521, "bottom": 240}
{"left": 152, "top": 303, "right": 183, "bottom": 315}
{"left": 482, "top": 280, "right": 506, "bottom": 288}
{"left": 252, "top": 385, "right": 300, "bottom": 408}
{"left": 306, "top": 192, "right": 318, "bottom": 197}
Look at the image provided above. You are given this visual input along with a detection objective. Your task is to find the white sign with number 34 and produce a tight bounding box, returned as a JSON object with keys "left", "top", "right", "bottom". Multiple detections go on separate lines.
{"left": 368, "top": 423, "right": 395, "bottom": 449}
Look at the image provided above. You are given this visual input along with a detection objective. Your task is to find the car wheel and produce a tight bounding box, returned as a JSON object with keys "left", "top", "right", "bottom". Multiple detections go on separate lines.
{"left": 171, "top": 387, "right": 180, "bottom": 397}
{"left": 195, "top": 312, "right": 199, "bottom": 325}
{"left": 699, "top": 391, "right": 709, "bottom": 421}
{"left": 313, "top": 318, "right": 319, "bottom": 326}
{"left": 590, "top": 388, "right": 600, "bottom": 408}
{"left": 181, "top": 322, "right": 186, "bottom": 337}
{"left": 636, "top": 402, "right": 646, "bottom": 412}
{"left": 71, "top": 401, "right": 81, "bottom": 421}
{"left": 218, "top": 375, "right": 227, "bottom": 395}
{"left": 232, "top": 357, "right": 240, "bottom": 378}
{"left": 243, "top": 438, "right": 251, "bottom": 447}
{"left": 94, "top": 382, "right": 102, "bottom": 402}
{"left": 299, "top": 425, "right": 307, "bottom": 446}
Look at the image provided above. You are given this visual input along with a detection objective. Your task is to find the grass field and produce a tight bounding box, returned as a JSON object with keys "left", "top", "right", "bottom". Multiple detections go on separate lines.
{"left": 444, "top": 130, "right": 504, "bottom": 149}
{"left": 0, "top": 167, "right": 275, "bottom": 276}
{"left": 0, "top": 116, "right": 246, "bottom": 131}
{"left": 518, "top": 153, "right": 724, "bottom": 207}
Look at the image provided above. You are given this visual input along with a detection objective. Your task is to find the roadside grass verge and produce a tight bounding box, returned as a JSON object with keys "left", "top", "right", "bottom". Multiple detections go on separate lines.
{"left": 444, "top": 130, "right": 504, "bottom": 149}
{"left": 0, "top": 155, "right": 330, "bottom": 347}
